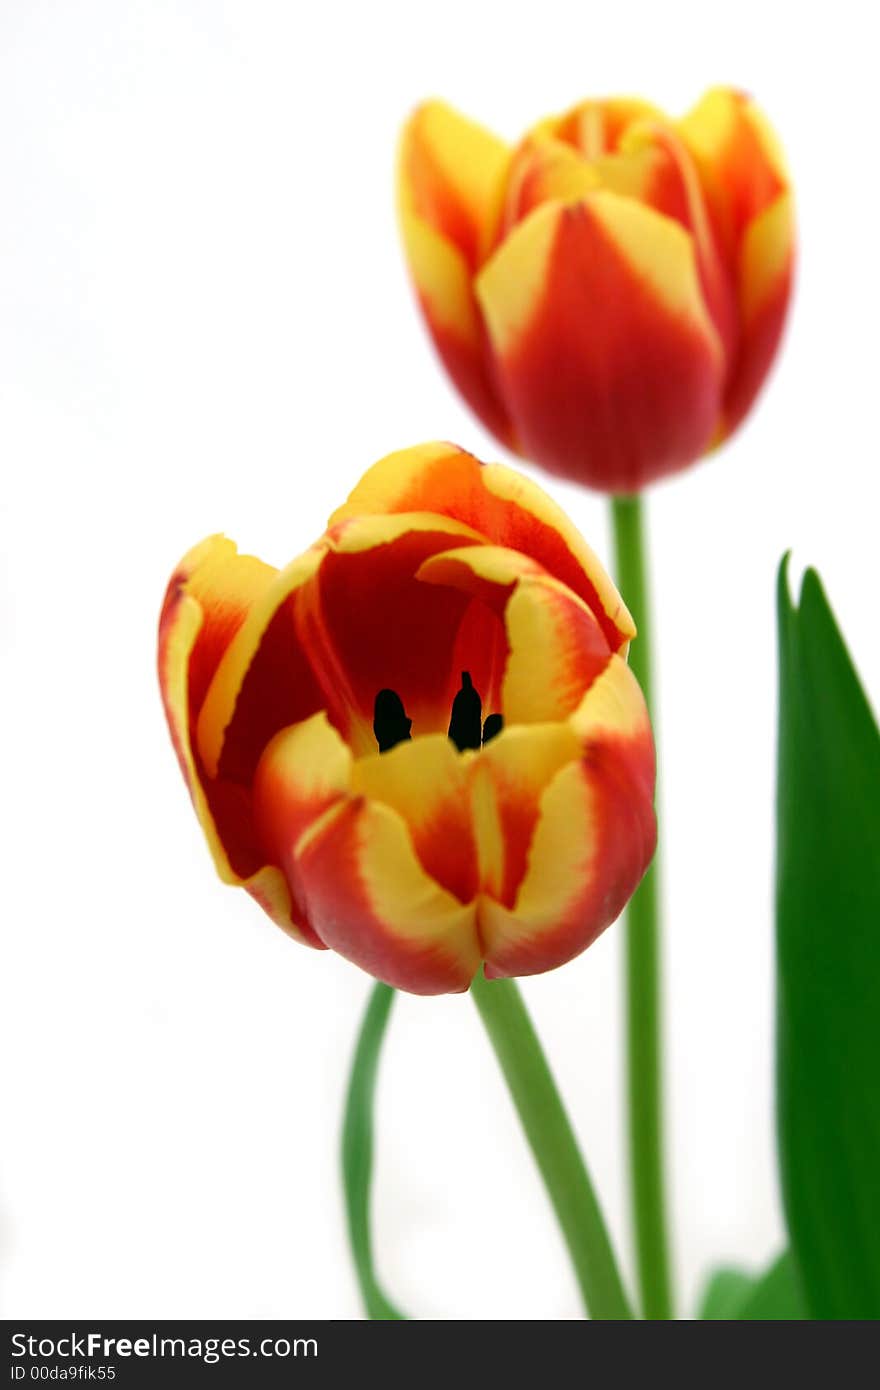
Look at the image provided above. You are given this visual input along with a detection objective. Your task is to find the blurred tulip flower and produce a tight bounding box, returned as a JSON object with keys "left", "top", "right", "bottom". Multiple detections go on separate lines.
{"left": 158, "top": 444, "right": 656, "bottom": 994}
{"left": 398, "top": 89, "right": 794, "bottom": 492}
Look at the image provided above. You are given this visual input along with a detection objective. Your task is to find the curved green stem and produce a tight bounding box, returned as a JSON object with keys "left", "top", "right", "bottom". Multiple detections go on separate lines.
{"left": 470, "top": 971, "right": 633, "bottom": 1320}
{"left": 610, "top": 492, "right": 674, "bottom": 1320}
{"left": 340, "top": 982, "right": 406, "bottom": 1319}
{"left": 342, "top": 974, "right": 632, "bottom": 1320}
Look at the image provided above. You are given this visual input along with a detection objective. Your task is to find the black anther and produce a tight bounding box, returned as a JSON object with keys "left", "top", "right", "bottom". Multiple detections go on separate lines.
{"left": 482, "top": 713, "right": 504, "bottom": 745}
{"left": 373, "top": 688, "right": 412, "bottom": 753}
{"left": 448, "top": 670, "right": 482, "bottom": 752}
{"left": 375, "top": 677, "right": 502, "bottom": 754}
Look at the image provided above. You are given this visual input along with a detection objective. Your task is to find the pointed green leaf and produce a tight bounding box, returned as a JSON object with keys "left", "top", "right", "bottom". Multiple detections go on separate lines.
{"left": 776, "top": 559, "right": 880, "bottom": 1318}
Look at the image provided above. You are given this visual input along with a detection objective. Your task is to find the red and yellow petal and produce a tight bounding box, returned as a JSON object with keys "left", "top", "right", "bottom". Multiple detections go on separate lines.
{"left": 399, "top": 99, "right": 510, "bottom": 271}
{"left": 476, "top": 192, "right": 725, "bottom": 492}
{"left": 398, "top": 102, "right": 515, "bottom": 446}
{"left": 719, "top": 188, "right": 794, "bottom": 438}
{"left": 250, "top": 712, "right": 353, "bottom": 944}
{"left": 473, "top": 721, "right": 580, "bottom": 908}
{"left": 418, "top": 544, "right": 612, "bottom": 723}
{"left": 570, "top": 648, "right": 650, "bottom": 731}
{"left": 331, "top": 442, "right": 634, "bottom": 651}
{"left": 678, "top": 87, "right": 788, "bottom": 262}
{"left": 159, "top": 536, "right": 277, "bottom": 770}
{"left": 158, "top": 535, "right": 275, "bottom": 876}
{"left": 398, "top": 196, "right": 515, "bottom": 448}
{"left": 502, "top": 118, "right": 739, "bottom": 384}
{"left": 503, "top": 576, "right": 612, "bottom": 723}
{"left": 478, "top": 755, "right": 638, "bottom": 979}
{"left": 598, "top": 120, "right": 739, "bottom": 375}
{"left": 157, "top": 536, "right": 312, "bottom": 941}
{"left": 541, "top": 97, "right": 663, "bottom": 160}
{"left": 239, "top": 869, "right": 299, "bottom": 938}
{"left": 252, "top": 713, "right": 352, "bottom": 864}
{"left": 499, "top": 135, "right": 601, "bottom": 241}
{"left": 480, "top": 656, "right": 656, "bottom": 978}
{"left": 294, "top": 796, "right": 481, "bottom": 995}
{"left": 570, "top": 651, "right": 656, "bottom": 808}
{"left": 351, "top": 734, "right": 479, "bottom": 903}
{"left": 677, "top": 91, "right": 794, "bottom": 443}
{"left": 195, "top": 546, "right": 327, "bottom": 780}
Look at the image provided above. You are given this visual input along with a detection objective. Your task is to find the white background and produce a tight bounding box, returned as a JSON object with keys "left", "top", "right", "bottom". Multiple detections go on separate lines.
{"left": 1, "top": 0, "right": 878, "bottom": 1321}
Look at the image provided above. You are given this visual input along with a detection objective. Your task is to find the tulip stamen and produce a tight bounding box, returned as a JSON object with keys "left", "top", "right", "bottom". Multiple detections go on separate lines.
{"left": 448, "top": 672, "right": 504, "bottom": 750}
{"left": 448, "top": 671, "right": 482, "bottom": 752}
{"left": 482, "top": 712, "right": 504, "bottom": 744}
{"left": 373, "top": 688, "right": 412, "bottom": 753}
{"left": 373, "top": 675, "right": 504, "bottom": 754}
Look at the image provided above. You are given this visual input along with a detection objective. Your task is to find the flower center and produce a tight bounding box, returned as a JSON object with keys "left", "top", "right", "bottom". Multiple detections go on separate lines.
{"left": 373, "top": 672, "right": 503, "bottom": 754}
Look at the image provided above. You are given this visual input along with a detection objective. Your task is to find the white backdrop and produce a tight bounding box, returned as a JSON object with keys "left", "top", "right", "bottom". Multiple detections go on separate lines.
{"left": 1, "top": 0, "right": 878, "bottom": 1320}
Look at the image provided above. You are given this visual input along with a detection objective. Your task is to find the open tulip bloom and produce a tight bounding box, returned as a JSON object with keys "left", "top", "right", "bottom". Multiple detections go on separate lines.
{"left": 158, "top": 443, "right": 655, "bottom": 995}
{"left": 159, "top": 442, "right": 658, "bottom": 1320}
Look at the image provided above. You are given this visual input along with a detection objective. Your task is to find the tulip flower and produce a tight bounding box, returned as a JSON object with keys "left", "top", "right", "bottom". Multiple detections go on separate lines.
{"left": 398, "top": 88, "right": 794, "bottom": 492}
{"left": 158, "top": 443, "right": 656, "bottom": 995}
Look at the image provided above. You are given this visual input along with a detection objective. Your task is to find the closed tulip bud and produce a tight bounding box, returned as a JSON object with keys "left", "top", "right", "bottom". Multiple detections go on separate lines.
{"left": 398, "top": 89, "right": 794, "bottom": 493}
{"left": 158, "top": 444, "right": 656, "bottom": 994}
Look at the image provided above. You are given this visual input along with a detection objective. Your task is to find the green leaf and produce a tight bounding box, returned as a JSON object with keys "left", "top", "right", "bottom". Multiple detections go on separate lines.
{"left": 340, "top": 983, "right": 407, "bottom": 1319}
{"left": 776, "top": 558, "right": 880, "bottom": 1318}
{"left": 698, "top": 1253, "right": 804, "bottom": 1320}
{"left": 737, "top": 1253, "right": 804, "bottom": 1320}
{"left": 698, "top": 1267, "right": 754, "bottom": 1319}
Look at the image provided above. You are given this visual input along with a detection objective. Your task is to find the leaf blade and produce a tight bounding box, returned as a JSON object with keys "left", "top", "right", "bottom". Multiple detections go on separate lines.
{"left": 697, "top": 1267, "right": 754, "bottom": 1319}
{"left": 698, "top": 1252, "right": 804, "bottom": 1320}
{"left": 737, "top": 1252, "right": 804, "bottom": 1320}
{"left": 776, "top": 560, "right": 880, "bottom": 1318}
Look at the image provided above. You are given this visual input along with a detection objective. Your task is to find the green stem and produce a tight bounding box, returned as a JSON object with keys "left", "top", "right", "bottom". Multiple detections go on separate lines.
{"left": 470, "top": 971, "right": 633, "bottom": 1320}
{"left": 610, "top": 493, "right": 674, "bottom": 1320}
{"left": 341, "top": 982, "right": 406, "bottom": 1319}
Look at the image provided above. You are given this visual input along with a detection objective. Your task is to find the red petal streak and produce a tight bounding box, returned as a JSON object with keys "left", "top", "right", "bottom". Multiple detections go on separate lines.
{"left": 552, "top": 99, "right": 661, "bottom": 158}
{"left": 487, "top": 202, "right": 723, "bottom": 491}
{"left": 418, "top": 305, "right": 517, "bottom": 448}
{"left": 477, "top": 723, "right": 581, "bottom": 907}
{"left": 447, "top": 595, "right": 508, "bottom": 724}
{"left": 295, "top": 799, "right": 480, "bottom": 995}
{"left": 483, "top": 728, "right": 657, "bottom": 979}
{"left": 418, "top": 546, "right": 613, "bottom": 724}
{"left": 613, "top": 124, "right": 739, "bottom": 377}
{"left": 251, "top": 715, "right": 351, "bottom": 943}
{"left": 157, "top": 540, "right": 319, "bottom": 944}
{"left": 158, "top": 544, "right": 270, "bottom": 786}
{"left": 499, "top": 137, "right": 598, "bottom": 243}
{"left": 217, "top": 597, "right": 327, "bottom": 786}
{"left": 333, "top": 444, "right": 633, "bottom": 652}
{"left": 402, "top": 105, "right": 503, "bottom": 272}
{"left": 710, "top": 111, "right": 784, "bottom": 257}
{"left": 158, "top": 542, "right": 281, "bottom": 879}
{"left": 310, "top": 520, "right": 505, "bottom": 746}
{"left": 722, "top": 247, "right": 793, "bottom": 437}
{"left": 680, "top": 90, "right": 787, "bottom": 266}
{"left": 351, "top": 736, "right": 480, "bottom": 904}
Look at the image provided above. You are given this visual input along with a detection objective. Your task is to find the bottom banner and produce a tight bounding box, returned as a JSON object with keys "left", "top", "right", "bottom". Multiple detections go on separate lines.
{"left": 3, "top": 1320, "right": 631, "bottom": 1383}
